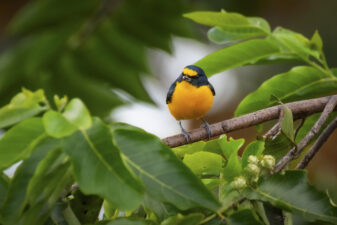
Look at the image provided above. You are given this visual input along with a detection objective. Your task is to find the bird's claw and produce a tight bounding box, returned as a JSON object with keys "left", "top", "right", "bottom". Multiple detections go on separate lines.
{"left": 181, "top": 129, "right": 191, "bottom": 143}
{"left": 201, "top": 118, "right": 212, "bottom": 139}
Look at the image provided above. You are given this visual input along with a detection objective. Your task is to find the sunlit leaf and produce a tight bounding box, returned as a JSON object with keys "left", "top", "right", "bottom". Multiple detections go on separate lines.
{"left": 195, "top": 39, "right": 280, "bottom": 76}
{"left": 235, "top": 66, "right": 337, "bottom": 116}
{"left": 183, "top": 151, "right": 223, "bottom": 176}
{"left": 0, "top": 89, "right": 47, "bottom": 128}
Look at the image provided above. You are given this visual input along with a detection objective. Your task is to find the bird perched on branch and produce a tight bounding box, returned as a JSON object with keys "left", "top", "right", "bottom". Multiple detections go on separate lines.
{"left": 166, "top": 65, "right": 215, "bottom": 142}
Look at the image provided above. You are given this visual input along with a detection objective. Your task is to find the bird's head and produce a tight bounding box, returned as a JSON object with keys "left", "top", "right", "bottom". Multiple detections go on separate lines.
{"left": 181, "top": 65, "right": 206, "bottom": 83}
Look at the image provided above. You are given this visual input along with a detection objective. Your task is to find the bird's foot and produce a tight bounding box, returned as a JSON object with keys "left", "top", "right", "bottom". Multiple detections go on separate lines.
{"left": 181, "top": 129, "right": 191, "bottom": 143}
{"left": 179, "top": 121, "right": 191, "bottom": 143}
{"left": 201, "top": 118, "right": 212, "bottom": 139}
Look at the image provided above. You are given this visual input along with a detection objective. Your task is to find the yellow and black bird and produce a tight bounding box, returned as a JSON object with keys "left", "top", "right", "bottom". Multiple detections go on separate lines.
{"left": 166, "top": 65, "right": 215, "bottom": 141}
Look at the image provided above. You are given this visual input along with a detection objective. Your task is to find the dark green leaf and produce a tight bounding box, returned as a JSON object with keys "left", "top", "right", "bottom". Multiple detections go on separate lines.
{"left": 0, "top": 136, "right": 60, "bottom": 224}
{"left": 69, "top": 190, "right": 103, "bottom": 224}
{"left": 235, "top": 66, "right": 337, "bottom": 116}
{"left": 195, "top": 39, "right": 280, "bottom": 77}
{"left": 242, "top": 140, "right": 264, "bottom": 168}
{"left": 263, "top": 203, "right": 285, "bottom": 225}
{"left": 0, "top": 118, "right": 45, "bottom": 170}
{"left": 63, "top": 118, "right": 144, "bottom": 211}
{"left": 0, "top": 89, "right": 47, "bottom": 129}
{"left": 113, "top": 128, "right": 220, "bottom": 211}
{"left": 245, "top": 170, "right": 337, "bottom": 224}
{"left": 229, "top": 209, "right": 263, "bottom": 225}
{"left": 311, "top": 30, "right": 323, "bottom": 52}
{"left": 142, "top": 194, "right": 179, "bottom": 222}
{"left": 264, "top": 132, "right": 293, "bottom": 161}
{"left": 161, "top": 213, "right": 204, "bottom": 225}
{"left": 17, "top": 149, "right": 73, "bottom": 225}
{"left": 0, "top": 173, "right": 9, "bottom": 205}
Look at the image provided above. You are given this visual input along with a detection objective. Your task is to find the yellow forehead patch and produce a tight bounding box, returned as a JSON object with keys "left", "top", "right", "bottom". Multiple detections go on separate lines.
{"left": 183, "top": 68, "right": 198, "bottom": 76}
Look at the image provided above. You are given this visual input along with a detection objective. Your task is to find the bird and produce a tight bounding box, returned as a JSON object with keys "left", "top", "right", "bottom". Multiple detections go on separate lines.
{"left": 166, "top": 65, "right": 215, "bottom": 142}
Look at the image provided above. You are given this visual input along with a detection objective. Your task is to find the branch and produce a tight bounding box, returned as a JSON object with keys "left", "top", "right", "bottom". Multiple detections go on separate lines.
{"left": 162, "top": 95, "right": 335, "bottom": 148}
{"left": 274, "top": 95, "right": 337, "bottom": 172}
{"left": 296, "top": 115, "right": 337, "bottom": 169}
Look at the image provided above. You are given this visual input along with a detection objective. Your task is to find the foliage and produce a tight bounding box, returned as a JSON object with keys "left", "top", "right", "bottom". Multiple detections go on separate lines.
{"left": 1, "top": 8, "right": 337, "bottom": 225}
{"left": 0, "top": 0, "right": 194, "bottom": 116}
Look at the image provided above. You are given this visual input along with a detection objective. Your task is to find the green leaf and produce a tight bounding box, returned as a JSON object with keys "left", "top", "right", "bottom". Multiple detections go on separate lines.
{"left": 218, "top": 135, "right": 244, "bottom": 183}
{"left": 235, "top": 66, "right": 337, "bottom": 116}
{"left": 113, "top": 128, "right": 220, "bottom": 211}
{"left": 218, "top": 134, "right": 245, "bottom": 158}
{"left": 97, "top": 218, "right": 153, "bottom": 225}
{"left": 69, "top": 190, "right": 103, "bottom": 224}
{"left": 142, "top": 194, "right": 179, "bottom": 222}
{"left": 242, "top": 140, "right": 264, "bottom": 168}
{"left": 43, "top": 110, "right": 77, "bottom": 138}
{"left": 63, "top": 98, "right": 92, "bottom": 130}
{"left": 183, "top": 151, "right": 223, "bottom": 176}
{"left": 0, "top": 89, "right": 47, "bottom": 128}
{"left": 184, "top": 11, "right": 270, "bottom": 33}
{"left": 172, "top": 141, "right": 206, "bottom": 159}
{"left": 311, "top": 30, "right": 323, "bottom": 52}
{"left": 272, "top": 27, "right": 320, "bottom": 60}
{"left": 280, "top": 104, "right": 295, "bottom": 141}
{"left": 161, "top": 213, "right": 204, "bottom": 225}
{"left": 195, "top": 39, "right": 280, "bottom": 76}
{"left": 0, "top": 136, "right": 60, "bottom": 224}
{"left": 17, "top": 149, "right": 73, "bottom": 225}
{"left": 245, "top": 170, "right": 337, "bottom": 224}
{"left": 264, "top": 132, "right": 293, "bottom": 161}
{"left": 0, "top": 118, "right": 45, "bottom": 170}
{"left": 63, "top": 118, "right": 144, "bottom": 211}
{"left": 229, "top": 209, "right": 264, "bottom": 225}
{"left": 0, "top": 173, "right": 9, "bottom": 205}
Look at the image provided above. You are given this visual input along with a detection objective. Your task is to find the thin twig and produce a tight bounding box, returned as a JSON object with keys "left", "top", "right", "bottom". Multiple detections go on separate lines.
{"left": 263, "top": 122, "right": 280, "bottom": 139}
{"left": 274, "top": 95, "right": 337, "bottom": 172}
{"left": 296, "top": 116, "right": 337, "bottom": 169}
{"left": 162, "top": 96, "right": 334, "bottom": 148}
{"left": 294, "top": 118, "right": 306, "bottom": 140}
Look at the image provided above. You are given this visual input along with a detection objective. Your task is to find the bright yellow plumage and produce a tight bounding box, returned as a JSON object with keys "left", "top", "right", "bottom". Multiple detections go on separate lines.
{"left": 168, "top": 80, "right": 214, "bottom": 120}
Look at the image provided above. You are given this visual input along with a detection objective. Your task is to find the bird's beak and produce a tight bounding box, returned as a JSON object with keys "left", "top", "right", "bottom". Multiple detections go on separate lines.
{"left": 182, "top": 75, "right": 192, "bottom": 82}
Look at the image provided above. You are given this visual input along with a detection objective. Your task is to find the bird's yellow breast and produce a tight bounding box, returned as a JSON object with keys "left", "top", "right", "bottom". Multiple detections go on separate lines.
{"left": 168, "top": 81, "right": 214, "bottom": 120}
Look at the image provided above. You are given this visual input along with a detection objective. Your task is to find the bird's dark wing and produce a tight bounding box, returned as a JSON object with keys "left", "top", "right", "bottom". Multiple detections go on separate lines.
{"left": 166, "top": 81, "right": 176, "bottom": 104}
{"left": 166, "top": 74, "right": 183, "bottom": 104}
{"left": 209, "top": 82, "right": 216, "bottom": 96}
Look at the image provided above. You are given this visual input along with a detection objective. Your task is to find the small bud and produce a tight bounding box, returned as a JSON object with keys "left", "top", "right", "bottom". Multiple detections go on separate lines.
{"left": 245, "top": 163, "right": 260, "bottom": 176}
{"left": 260, "top": 155, "right": 276, "bottom": 169}
{"left": 230, "top": 176, "right": 247, "bottom": 190}
{"left": 248, "top": 155, "right": 259, "bottom": 165}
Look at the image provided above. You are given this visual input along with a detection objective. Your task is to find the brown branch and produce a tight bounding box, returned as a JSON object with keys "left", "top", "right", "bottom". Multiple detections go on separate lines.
{"left": 296, "top": 115, "right": 337, "bottom": 169}
{"left": 162, "top": 95, "right": 335, "bottom": 148}
{"left": 263, "top": 122, "right": 280, "bottom": 139}
{"left": 274, "top": 95, "right": 337, "bottom": 172}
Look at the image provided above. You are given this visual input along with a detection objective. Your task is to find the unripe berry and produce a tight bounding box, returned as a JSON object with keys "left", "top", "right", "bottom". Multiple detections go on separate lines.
{"left": 260, "top": 155, "right": 275, "bottom": 169}
{"left": 245, "top": 163, "right": 260, "bottom": 176}
{"left": 248, "top": 155, "right": 259, "bottom": 165}
{"left": 230, "top": 176, "right": 247, "bottom": 191}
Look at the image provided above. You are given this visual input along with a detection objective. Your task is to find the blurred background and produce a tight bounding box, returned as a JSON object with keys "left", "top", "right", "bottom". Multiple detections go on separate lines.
{"left": 1, "top": 0, "right": 337, "bottom": 199}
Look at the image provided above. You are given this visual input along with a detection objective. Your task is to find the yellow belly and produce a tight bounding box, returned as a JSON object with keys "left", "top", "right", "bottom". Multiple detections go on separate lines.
{"left": 168, "top": 81, "right": 214, "bottom": 120}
